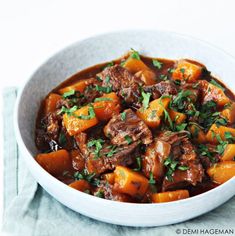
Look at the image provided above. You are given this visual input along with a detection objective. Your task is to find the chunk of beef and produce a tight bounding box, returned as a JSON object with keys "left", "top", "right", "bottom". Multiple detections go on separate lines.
{"left": 142, "top": 131, "right": 204, "bottom": 189}
{"left": 94, "top": 181, "right": 133, "bottom": 202}
{"left": 162, "top": 161, "right": 204, "bottom": 191}
{"left": 70, "top": 149, "right": 85, "bottom": 171}
{"left": 86, "top": 141, "right": 139, "bottom": 175}
{"left": 35, "top": 113, "right": 61, "bottom": 151}
{"left": 104, "top": 109, "right": 153, "bottom": 145}
{"left": 97, "top": 65, "right": 143, "bottom": 106}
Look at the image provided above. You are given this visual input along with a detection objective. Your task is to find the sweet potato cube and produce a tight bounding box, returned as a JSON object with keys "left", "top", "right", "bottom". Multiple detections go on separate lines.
{"left": 221, "top": 144, "right": 235, "bottom": 161}
{"left": 44, "top": 93, "right": 61, "bottom": 114}
{"left": 152, "top": 190, "right": 189, "bottom": 203}
{"left": 123, "top": 57, "right": 156, "bottom": 85}
{"left": 188, "top": 125, "right": 207, "bottom": 143}
{"left": 93, "top": 92, "right": 121, "bottom": 120}
{"left": 136, "top": 97, "right": 171, "bottom": 128}
{"left": 172, "top": 60, "right": 202, "bottom": 82}
{"left": 207, "top": 161, "right": 235, "bottom": 184}
{"left": 200, "top": 80, "right": 230, "bottom": 107}
{"left": 36, "top": 149, "right": 72, "bottom": 176}
{"left": 206, "top": 124, "right": 235, "bottom": 144}
{"left": 58, "top": 78, "right": 95, "bottom": 94}
{"left": 221, "top": 103, "right": 235, "bottom": 124}
{"left": 63, "top": 106, "right": 98, "bottom": 136}
{"left": 169, "top": 109, "right": 186, "bottom": 124}
{"left": 69, "top": 180, "right": 91, "bottom": 192}
{"left": 114, "top": 166, "right": 149, "bottom": 198}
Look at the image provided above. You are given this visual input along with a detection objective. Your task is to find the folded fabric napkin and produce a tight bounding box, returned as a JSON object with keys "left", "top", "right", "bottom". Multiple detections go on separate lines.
{"left": 2, "top": 88, "right": 235, "bottom": 236}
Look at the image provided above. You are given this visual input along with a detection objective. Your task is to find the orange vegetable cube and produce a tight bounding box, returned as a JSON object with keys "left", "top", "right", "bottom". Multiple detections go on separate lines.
{"left": 69, "top": 180, "right": 91, "bottom": 192}
{"left": 152, "top": 190, "right": 189, "bottom": 203}
{"left": 44, "top": 93, "right": 61, "bottom": 114}
{"left": 172, "top": 60, "right": 202, "bottom": 82}
{"left": 123, "top": 57, "right": 156, "bottom": 85}
{"left": 103, "top": 173, "right": 115, "bottom": 184}
{"left": 63, "top": 106, "right": 98, "bottom": 135}
{"left": 221, "top": 144, "right": 235, "bottom": 161}
{"left": 206, "top": 124, "right": 235, "bottom": 144}
{"left": 136, "top": 97, "right": 171, "bottom": 128}
{"left": 169, "top": 109, "right": 186, "bottom": 124}
{"left": 114, "top": 166, "right": 149, "bottom": 198}
{"left": 58, "top": 78, "right": 95, "bottom": 94}
{"left": 188, "top": 125, "right": 207, "bottom": 143}
{"left": 93, "top": 92, "right": 121, "bottom": 120}
{"left": 36, "top": 149, "right": 72, "bottom": 176}
{"left": 200, "top": 80, "right": 230, "bottom": 107}
{"left": 207, "top": 161, "right": 235, "bottom": 184}
{"left": 221, "top": 103, "right": 235, "bottom": 124}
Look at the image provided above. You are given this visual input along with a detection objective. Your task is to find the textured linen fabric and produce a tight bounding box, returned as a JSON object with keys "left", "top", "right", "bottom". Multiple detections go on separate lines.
{"left": 1, "top": 88, "right": 235, "bottom": 236}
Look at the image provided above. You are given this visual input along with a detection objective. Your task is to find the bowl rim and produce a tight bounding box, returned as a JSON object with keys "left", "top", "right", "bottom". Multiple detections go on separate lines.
{"left": 14, "top": 29, "right": 235, "bottom": 208}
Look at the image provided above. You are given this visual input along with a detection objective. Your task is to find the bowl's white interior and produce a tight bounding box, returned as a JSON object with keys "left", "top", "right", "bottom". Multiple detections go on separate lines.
{"left": 16, "top": 30, "right": 235, "bottom": 226}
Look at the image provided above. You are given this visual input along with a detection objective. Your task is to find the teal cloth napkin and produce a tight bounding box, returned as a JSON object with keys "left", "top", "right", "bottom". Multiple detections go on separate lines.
{"left": 2, "top": 88, "right": 235, "bottom": 236}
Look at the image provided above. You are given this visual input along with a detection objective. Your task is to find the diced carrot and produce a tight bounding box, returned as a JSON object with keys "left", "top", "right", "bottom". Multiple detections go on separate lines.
{"left": 44, "top": 93, "right": 61, "bottom": 114}
{"left": 207, "top": 161, "right": 235, "bottom": 184}
{"left": 103, "top": 173, "right": 115, "bottom": 184}
{"left": 123, "top": 57, "right": 156, "bottom": 85}
{"left": 221, "top": 103, "right": 235, "bottom": 124}
{"left": 206, "top": 124, "right": 235, "bottom": 144}
{"left": 114, "top": 166, "right": 149, "bottom": 198}
{"left": 136, "top": 97, "right": 171, "bottom": 128}
{"left": 63, "top": 106, "right": 98, "bottom": 136}
{"left": 36, "top": 149, "right": 72, "bottom": 176}
{"left": 200, "top": 80, "right": 230, "bottom": 107}
{"left": 93, "top": 92, "right": 121, "bottom": 120}
{"left": 188, "top": 125, "right": 207, "bottom": 143}
{"left": 169, "top": 109, "right": 186, "bottom": 124}
{"left": 152, "top": 190, "right": 189, "bottom": 203}
{"left": 172, "top": 60, "right": 202, "bottom": 82}
{"left": 69, "top": 179, "right": 91, "bottom": 192}
{"left": 221, "top": 144, "right": 235, "bottom": 161}
{"left": 58, "top": 78, "right": 95, "bottom": 94}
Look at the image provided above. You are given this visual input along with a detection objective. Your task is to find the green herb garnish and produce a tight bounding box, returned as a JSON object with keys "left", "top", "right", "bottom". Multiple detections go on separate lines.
{"left": 133, "top": 157, "right": 142, "bottom": 171}
{"left": 210, "top": 79, "right": 225, "bottom": 92}
{"left": 124, "top": 135, "right": 132, "bottom": 145}
{"left": 152, "top": 59, "right": 163, "bottom": 69}
{"left": 141, "top": 91, "right": 151, "bottom": 110}
{"left": 62, "top": 89, "right": 76, "bottom": 99}
{"left": 94, "top": 97, "right": 113, "bottom": 102}
{"left": 87, "top": 138, "right": 105, "bottom": 158}
{"left": 130, "top": 48, "right": 140, "bottom": 60}
{"left": 121, "top": 111, "right": 127, "bottom": 121}
{"left": 95, "top": 85, "right": 112, "bottom": 93}
{"left": 149, "top": 172, "right": 156, "bottom": 185}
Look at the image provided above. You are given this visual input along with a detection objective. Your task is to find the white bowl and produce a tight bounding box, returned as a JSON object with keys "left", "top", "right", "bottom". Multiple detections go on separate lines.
{"left": 14, "top": 30, "right": 235, "bottom": 227}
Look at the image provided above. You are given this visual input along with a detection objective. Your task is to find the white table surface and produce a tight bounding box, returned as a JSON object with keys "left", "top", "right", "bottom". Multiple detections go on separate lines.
{"left": 1, "top": 0, "right": 235, "bottom": 227}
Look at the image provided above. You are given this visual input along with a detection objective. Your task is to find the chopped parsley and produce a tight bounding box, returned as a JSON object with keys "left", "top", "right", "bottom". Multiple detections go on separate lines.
{"left": 120, "top": 111, "right": 127, "bottom": 121}
{"left": 178, "top": 166, "right": 189, "bottom": 171}
{"left": 124, "top": 135, "right": 132, "bottom": 145}
{"left": 95, "top": 85, "right": 112, "bottom": 93}
{"left": 133, "top": 157, "right": 142, "bottom": 172}
{"left": 130, "top": 48, "right": 140, "bottom": 60}
{"left": 175, "top": 123, "right": 187, "bottom": 131}
{"left": 87, "top": 138, "right": 105, "bottom": 158}
{"left": 152, "top": 59, "right": 163, "bottom": 69}
{"left": 62, "top": 89, "right": 76, "bottom": 98}
{"left": 94, "top": 97, "right": 113, "bottom": 102}
{"left": 58, "top": 105, "right": 78, "bottom": 116}
{"left": 105, "top": 145, "right": 118, "bottom": 157}
{"left": 141, "top": 91, "right": 151, "bottom": 110}
{"left": 58, "top": 131, "right": 67, "bottom": 146}
{"left": 170, "top": 90, "right": 193, "bottom": 111}
{"left": 73, "top": 169, "right": 98, "bottom": 185}
{"left": 149, "top": 172, "right": 156, "bottom": 185}
{"left": 76, "top": 106, "right": 96, "bottom": 120}
{"left": 164, "top": 156, "right": 178, "bottom": 181}
{"left": 210, "top": 79, "right": 225, "bottom": 92}
{"left": 95, "top": 190, "right": 104, "bottom": 198}
{"left": 103, "top": 62, "right": 114, "bottom": 69}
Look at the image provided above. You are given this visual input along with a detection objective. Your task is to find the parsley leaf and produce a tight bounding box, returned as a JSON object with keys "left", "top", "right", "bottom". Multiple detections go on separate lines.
{"left": 164, "top": 156, "right": 178, "bottom": 181}
{"left": 94, "top": 97, "right": 112, "bottom": 102}
{"left": 133, "top": 157, "right": 142, "bottom": 172}
{"left": 76, "top": 106, "right": 96, "bottom": 120}
{"left": 141, "top": 91, "right": 151, "bottom": 110}
{"left": 121, "top": 111, "right": 127, "bottom": 121}
{"left": 130, "top": 48, "right": 140, "bottom": 60}
{"left": 178, "top": 166, "right": 189, "bottom": 171}
{"left": 210, "top": 79, "right": 225, "bottom": 92}
{"left": 149, "top": 172, "right": 156, "bottom": 185}
{"left": 124, "top": 135, "right": 132, "bottom": 145}
{"left": 87, "top": 138, "right": 105, "bottom": 159}
{"left": 95, "top": 85, "right": 112, "bottom": 93}
{"left": 175, "top": 123, "right": 187, "bottom": 131}
{"left": 62, "top": 89, "right": 76, "bottom": 99}
{"left": 152, "top": 59, "right": 163, "bottom": 69}
{"left": 58, "top": 105, "right": 78, "bottom": 116}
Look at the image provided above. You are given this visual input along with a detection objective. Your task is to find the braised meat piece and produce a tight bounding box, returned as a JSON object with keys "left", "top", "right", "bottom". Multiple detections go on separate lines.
{"left": 97, "top": 65, "right": 143, "bottom": 106}
{"left": 86, "top": 141, "right": 139, "bottom": 175}
{"left": 94, "top": 181, "right": 133, "bottom": 202}
{"left": 104, "top": 109, "right": 153, "bottom": 145}
{"left": 162, "top": 161, "right": 204, "bottom": 191}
